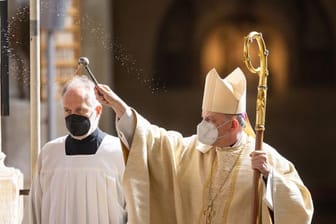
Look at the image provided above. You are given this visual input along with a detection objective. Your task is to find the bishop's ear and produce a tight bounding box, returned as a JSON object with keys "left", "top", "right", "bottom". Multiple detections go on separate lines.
{"left": 231, "top": 118, "right": 239, "bottom": 129}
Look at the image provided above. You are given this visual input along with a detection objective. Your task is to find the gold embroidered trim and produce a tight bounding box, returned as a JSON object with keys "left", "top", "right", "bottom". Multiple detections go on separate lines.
{"left": 198, "top": 140, "right": 249, "bottom": 224}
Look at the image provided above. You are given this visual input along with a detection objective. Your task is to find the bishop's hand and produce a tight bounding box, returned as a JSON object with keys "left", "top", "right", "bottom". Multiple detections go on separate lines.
{"left": 250, "top": 150, "right": 271, "bottom": 178}
{"left": 95, "top": 84, "right": 128, "bottom": 118}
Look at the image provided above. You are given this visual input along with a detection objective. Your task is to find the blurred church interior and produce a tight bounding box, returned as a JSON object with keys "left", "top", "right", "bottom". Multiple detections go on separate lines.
{"left": 2, "top": 0, "right": 336, "bottom": 223}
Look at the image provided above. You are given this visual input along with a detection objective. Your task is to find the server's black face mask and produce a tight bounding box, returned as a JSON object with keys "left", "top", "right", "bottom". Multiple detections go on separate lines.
{"left": 65, "top": 114, "right": 91, "bottom": 136}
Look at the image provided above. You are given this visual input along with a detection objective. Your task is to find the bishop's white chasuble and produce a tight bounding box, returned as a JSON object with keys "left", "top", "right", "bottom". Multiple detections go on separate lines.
{"left": 121, "top": 111, "right": 313, "bottom": 224}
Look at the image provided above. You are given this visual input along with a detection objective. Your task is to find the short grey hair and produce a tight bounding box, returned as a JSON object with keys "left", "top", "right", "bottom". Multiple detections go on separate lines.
{"left": 62, "top": 75, "right": 100, "bottom": 107}
{"left": 225, "top": 114, "right": 246, "bottom": 128}
{"left": 236, "top": 114, "right": 246, "bottom": 128}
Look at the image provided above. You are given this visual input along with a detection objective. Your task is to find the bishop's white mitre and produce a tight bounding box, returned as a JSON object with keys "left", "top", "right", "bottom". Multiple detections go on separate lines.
{"left": 202, "top": 67, "right": 246, "bottom": 114}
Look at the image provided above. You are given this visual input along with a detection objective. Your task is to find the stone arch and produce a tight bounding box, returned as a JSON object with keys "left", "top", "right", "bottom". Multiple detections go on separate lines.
{"left": 153, "top": 0, "right": 196, "bottom": 88}
{"left": 294, "top": 1, "right": 335, "bottom": 87}
{"left": 193, "top": 3, "right": 295, "bottom": 96}
{"left": 154, "top": 0, "right": 336, "bottom": 91}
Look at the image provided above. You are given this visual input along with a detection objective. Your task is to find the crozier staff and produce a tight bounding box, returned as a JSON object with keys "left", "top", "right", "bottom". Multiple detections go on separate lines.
{"left": 243, "top": 31, "right": 270, "bottom": 224}
{"left": 96, "top": 68, "right": 313, "bottom": 224}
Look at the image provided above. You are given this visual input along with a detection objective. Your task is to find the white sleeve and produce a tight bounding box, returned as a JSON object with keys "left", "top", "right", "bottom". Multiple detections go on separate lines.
{"left": 263, "top": 168, "right": 274, "bottom": 210}
{"left": 116, "top": 107, "right": 135, "bottom": 149}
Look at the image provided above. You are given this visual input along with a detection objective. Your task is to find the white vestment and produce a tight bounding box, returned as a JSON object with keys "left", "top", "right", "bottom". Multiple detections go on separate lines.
{"left": 29, "top": 135, "right": 126, "bottom": 224}
{"left": 117, "top": 109, "right": 313, "bottom": 224}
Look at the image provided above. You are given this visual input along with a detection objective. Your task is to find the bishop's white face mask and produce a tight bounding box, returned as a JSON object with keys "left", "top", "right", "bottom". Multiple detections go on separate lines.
{"left": 196, "top": 119, "right": 231, "bottom": 145}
